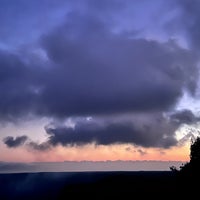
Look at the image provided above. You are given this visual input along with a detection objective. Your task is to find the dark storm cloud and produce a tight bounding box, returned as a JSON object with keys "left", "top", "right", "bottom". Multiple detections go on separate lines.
{"left": 0, "top": 0, "right": 198, "bottom": 120}
{"left": 38, "top": 113, "right": 178, "bottom": 148}
{"left": 3, "top": 113, "right": 179, "bottom": 149}
{"left": 3, "top": 135, "right": 28, "bottom": 148}
{"left": 0, "top": 32, "right": 197, "bottom": 121}
{"left": 0, "top": 50, "right": 44, "bottom": 121}
{"left": 0, "top": 0, "right": 200, "bottom": 148}
{"left": 170, "top": 109, "right": 200, "bottom": 124}
{"left": 2, "top": 135, "right": 50, "bottom": 151}
{"left": 39, "top": 10, "right": 198, "bottom": 116}
{"left": 5, "top": 109, "right": 199, "bottom": 149}
{"left": 25, "top": 109, "right": 200, "bottom": 149}
{"left": 37, "top": 9, "right": 198, "bottom": 117}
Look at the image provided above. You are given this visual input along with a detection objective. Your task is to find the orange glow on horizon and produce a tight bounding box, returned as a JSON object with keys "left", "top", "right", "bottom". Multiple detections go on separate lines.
{"left": 0, "top": 143, "right": 190, "bottom": 163}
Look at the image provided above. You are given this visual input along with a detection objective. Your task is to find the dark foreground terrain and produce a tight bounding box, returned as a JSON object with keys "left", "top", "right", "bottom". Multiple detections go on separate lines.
{"left": 0, "top": 171, "right": 195, "bottom": 199}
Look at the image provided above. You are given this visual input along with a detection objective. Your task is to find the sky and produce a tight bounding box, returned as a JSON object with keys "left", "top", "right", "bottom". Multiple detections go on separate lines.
{"left": 1, "top": 0, "right": 200, "bottom": 168}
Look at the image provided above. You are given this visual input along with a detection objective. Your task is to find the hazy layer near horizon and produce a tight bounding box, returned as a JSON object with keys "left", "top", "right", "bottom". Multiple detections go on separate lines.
{"left": 0, "top": 160, "right": 185, "bottom": 173}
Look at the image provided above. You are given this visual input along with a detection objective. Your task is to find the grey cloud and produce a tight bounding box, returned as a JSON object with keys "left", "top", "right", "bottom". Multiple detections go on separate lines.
{"left": 3, "top": 113, "right": 178, "bottom": 149}
{"left": 39, "top": 113, "right": 178, "bottom": 148}
{"left": 36, "top": 4, "right": 198, "bottom": 117}
{"left": 170, "top": 109, "right": 200, "bottom": 124}
{"left": 0, "top": 1, "right": 198, "bottom": 122}
{"left": 39, "top": 23, "right": 198, "bottom": 117}
{"left": 2, "top": 134, "right": 50, "bottom": 151}
{"left": 31, "top": 110, "right": 200, "bottom": 150}
{"left": 5, "top": 110, "right": 200, "bottom": 150}
{"left": 0, "top": 30, "right": 198, "bottom": 122}
{"left": 0, "top": 50, "right": 44, "bottom": 121}
{"left": 3, "top": 135, "right": 28, "bottom": 148}
{"left": 27, "top": 141, "right": 51, "bottom": 151}
{"left": 1, "top": 0, "right": 200, "bottom": 150}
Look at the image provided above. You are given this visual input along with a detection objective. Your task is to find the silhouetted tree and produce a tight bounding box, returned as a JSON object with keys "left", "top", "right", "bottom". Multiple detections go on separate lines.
{"left": 190, "top": 136, "right": 200, "bottom": 163}
{"left": 169, "top": 136, "right": 200, "bottom": 196}
{"left": 176, "top": 136, "right": 200, "bottom": 178}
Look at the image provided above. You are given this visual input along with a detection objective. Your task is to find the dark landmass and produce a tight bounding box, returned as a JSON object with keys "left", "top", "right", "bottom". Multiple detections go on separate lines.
{"left": 0, "top": 171, "right": 195, "bottom": 199}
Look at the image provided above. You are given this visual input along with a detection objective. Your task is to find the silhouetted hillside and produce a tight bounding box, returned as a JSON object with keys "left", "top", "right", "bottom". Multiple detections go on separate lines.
{"left": 0, "top": 171, "right": 192, "bottom": 199}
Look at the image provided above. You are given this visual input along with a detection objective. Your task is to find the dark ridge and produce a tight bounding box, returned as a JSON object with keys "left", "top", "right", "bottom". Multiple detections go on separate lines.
{"left": 0, "top": 171, "right": 192, "bottom": 199}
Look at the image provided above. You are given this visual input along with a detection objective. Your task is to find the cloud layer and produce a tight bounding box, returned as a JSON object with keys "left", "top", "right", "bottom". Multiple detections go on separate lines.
{"left": 1, "top": 0, "right": 200, "bottom": 149}
{"left": 0, "top": 8, "right": 198, "bottom": 120}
